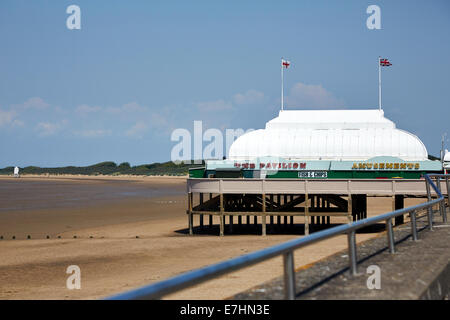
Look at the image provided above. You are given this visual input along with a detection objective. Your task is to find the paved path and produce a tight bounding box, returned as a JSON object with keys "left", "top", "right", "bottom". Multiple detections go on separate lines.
{"left": 234, "top": 209, "right": 450, "bottom": 300}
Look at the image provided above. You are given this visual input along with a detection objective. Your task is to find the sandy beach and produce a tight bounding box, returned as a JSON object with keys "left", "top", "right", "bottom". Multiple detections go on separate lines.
{"left": 0, "top": 175, "right": 425, "bottom": 300}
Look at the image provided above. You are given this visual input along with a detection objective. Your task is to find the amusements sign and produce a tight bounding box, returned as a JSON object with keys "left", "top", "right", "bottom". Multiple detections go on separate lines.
{"left": 352, "top": 162, "right": 420, "bottom": 170}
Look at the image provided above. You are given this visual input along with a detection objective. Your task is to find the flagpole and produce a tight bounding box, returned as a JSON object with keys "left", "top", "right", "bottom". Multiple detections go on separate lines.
{"left": 281, "top": 58, "right": 284, "bottom": 111}
{"left": 378, "top": 56, "right": 382, "bottom": 111}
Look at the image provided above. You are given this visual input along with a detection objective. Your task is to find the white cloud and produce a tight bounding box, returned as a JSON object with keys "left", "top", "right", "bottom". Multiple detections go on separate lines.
{"left": 106, "top": 102, "right": 147, "bottom": 114}
{"left": 13, "top": 97, "right": 50, "bottom": 110}
{"left": 11, "top": 119, "right": 24, "bottom": 127}
{"left": 122, "top": 102, "right": 147, "bottom": 112}
{"left": 74, "top": 102, "right": 149, "bottom": 115}
{"left": 0, "top": 109, "right": 16, "bottom": 127}
{"left": 196, "top": 99, "right": 233, "bottom": 112}
{"left": 126, "top": 121, "right": 148, "bottom": 138}
{"left": 195, "top": 90, "right": 264, "bottom": 114}
{"left": 286, "top": 82, "right": 344, "bottom": 109}
{"left": 75, "top": 104, "right": 102, "bottom": 114}
{"left": 1, "top": 98, "right": 51, "bottom": 129}
{"left": 36, "top": 120, "right": 67, "bottom": 136}
{"left": 233, "top": 90, "right": 265, "bottom": 105}
{"left": 74, "top": 129, "right": 112, "bottom": 138}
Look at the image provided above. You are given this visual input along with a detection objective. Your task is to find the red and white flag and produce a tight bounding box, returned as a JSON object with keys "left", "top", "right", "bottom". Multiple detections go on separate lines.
{"left": 380, "top": 58, "right": 392, "bottom": 66}
{"left": 282, "top": 59, "right": 290, "bottom": 68}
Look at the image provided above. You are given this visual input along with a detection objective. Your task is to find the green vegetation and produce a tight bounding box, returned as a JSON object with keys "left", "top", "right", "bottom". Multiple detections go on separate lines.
{"left": 0, "top": 161, "right": 205, "bottom": 176}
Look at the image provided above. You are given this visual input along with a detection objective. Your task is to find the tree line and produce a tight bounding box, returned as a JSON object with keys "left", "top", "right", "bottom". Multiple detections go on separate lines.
{"left": 0, "top": 161, "right": 205, "bottom": 176}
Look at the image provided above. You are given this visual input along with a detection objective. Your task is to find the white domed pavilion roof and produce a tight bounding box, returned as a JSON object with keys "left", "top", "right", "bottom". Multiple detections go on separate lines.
{"left": 228, "top": 109, "right": 428, "bottom": 161}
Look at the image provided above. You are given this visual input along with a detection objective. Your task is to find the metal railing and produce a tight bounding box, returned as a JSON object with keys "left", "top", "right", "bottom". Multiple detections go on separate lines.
{"left": 106, "top": 174, "right": 449, "bottom": 300}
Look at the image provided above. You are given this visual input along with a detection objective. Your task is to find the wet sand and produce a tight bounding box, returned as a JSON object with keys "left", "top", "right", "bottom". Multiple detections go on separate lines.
{"left": 0, "top": 176, "right": 425, "bottom": 300}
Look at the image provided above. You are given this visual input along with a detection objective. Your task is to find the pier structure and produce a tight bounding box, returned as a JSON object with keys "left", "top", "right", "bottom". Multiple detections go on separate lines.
{"left": 186, "top": 178, "right": 449, "bottom": 236}
{"left": 186, "top": 109, "right": 446, "bottom": 236}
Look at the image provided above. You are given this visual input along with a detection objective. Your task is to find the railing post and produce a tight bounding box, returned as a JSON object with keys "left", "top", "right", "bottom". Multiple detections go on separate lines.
{"left": 386, "top": 218, "right": 395, "bottom": 253}
{"left": 436, "top": 177, "right": 446, "bottom": 222}
{"left": 347, "top": 231, "right": 357, "bottom": 276}
{"left": 283, "top": 251, "right": 296, "bottom": 300}
{"left": 410, "top": 210, "right": 418, "bottom": 241}
{"left": 425, "top": 178, "right": 433, "bottom": 231}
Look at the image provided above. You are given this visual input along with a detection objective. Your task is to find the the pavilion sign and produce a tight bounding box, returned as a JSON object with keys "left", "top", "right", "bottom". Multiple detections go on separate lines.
{"left": 234, "top": 162, "right": 307, "bottom": 170}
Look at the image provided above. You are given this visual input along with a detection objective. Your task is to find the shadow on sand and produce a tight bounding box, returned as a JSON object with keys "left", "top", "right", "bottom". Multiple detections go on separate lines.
{"left": 175, "top": 222, "right": 386, "bottom": 236}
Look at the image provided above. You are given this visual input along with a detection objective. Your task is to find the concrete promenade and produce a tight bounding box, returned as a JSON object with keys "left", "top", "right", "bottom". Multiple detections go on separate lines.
{"left": 234, "top": 210, "right": 450, "bottom": 300}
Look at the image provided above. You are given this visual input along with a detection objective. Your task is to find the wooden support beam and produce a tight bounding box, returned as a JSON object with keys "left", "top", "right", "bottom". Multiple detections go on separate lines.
{"left": 199, "top": 193, "right": 204, "bottom": 229}
{"left": 269, "top": 194, "right": 274, "bottom": 229}
{"left": 305, "top": 192, "right": 309, "bottom": 235}
{"left": 188, "top": 192, "right": 193, "bottom": 236}
{"left": 276, "top": 195, "right": 281, "bottom": 227}
{"left": 394, "top": 195, "right": 404, "bottom": 226}
{"left": 219, "top": 193, "right": 224, "bottom": 236}
{"left": 262, "top": 193, "right": 266, "bottom": 236}
{"left": 347, "top": 194, "right": 353, "bottom": 223}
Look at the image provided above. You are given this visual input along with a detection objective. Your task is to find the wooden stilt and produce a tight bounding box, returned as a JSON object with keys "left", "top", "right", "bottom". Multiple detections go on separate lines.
{"left": 347, "top": 194, "right": 353, "bottom": 223}
{"left": 188, "top": 213, "right": 193, "bottom": 235}
{"left": 199, "top": 193, "right": 204, "bottom": 229}
{"left": 262, "top": 193, "right": 266, "bottom": 236}
{"left": 276, "top": 195, "right": 280, "bottom": 226}
{"left": 305, "top": 192, "right": 309, "bottom": 235}
{"left": 219, "top": 193, "right": 224, "bottom": 236}
{"left": 270, "top": 194, "right": 274, "bottom": 228}
{"left": 395, "top": 195, "right": 404, "bottom": 225}
{"left": 188, "top": 192, "right": 193, "bottom": 235}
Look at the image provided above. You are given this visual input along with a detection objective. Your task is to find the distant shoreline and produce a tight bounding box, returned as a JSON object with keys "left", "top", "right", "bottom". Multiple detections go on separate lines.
{"left": 0, "top": 160, "right": 204, "bottom": 177}
{"left": 0, "top": 173, "right": 188, "bottom": 180}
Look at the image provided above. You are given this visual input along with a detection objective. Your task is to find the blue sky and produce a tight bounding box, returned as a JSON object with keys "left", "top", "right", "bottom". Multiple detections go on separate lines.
{"left": 0, "top": 0, "right": 449, "bottom": 167}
